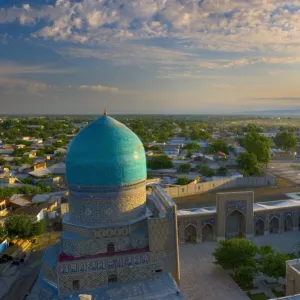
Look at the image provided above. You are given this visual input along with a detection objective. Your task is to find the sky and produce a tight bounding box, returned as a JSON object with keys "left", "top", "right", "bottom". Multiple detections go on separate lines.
{"left": 1, "top": 0, "right": 300, "bottom": 114}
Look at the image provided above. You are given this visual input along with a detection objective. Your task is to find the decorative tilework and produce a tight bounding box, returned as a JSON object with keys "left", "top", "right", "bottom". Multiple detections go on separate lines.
{"left": 184, "top": 219, "right": 197, "bottom": 227}
{"left": 254, "top": 214, "right": 265, "bottom": 221}
{"left": 268, "top": 213, "right": 281, "bottom": 220}
{"left": 284, "top": 211, "right": 295, "bottom": 218}
{"left": 43, "top": 265, "right": 57, "bottom": 287}
{"left": 148, "top": 218, "right": 170, "bottom": 252}
{"left": 66, "top": 115, "right": 147, "bottom": 187}
{"left": 201, "top": 218, "right": 215, "bottom": 226}
{"left": 69, "top": 188, "right": 147, "bottom": 224}
{"left": 226, "top": 200, "right": 247, "bottom": 214}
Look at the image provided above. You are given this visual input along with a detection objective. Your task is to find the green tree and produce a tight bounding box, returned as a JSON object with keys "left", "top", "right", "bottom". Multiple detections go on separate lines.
{"left": 208, "top": 140, "right": 229, "bottom": 154}
{"left": 5, "top": 213, "right": 35, "bottom": 238}
{"left": 191, "top": 130, "right": 211, "bottom": 140}
{"left": 178, "top": 163, "right": 191, "bottom": 173}
{"left": 147, "top": 155, "right": 173, "bottom": 170}
{"left": 176, "top": 177, "right": 190, "bottom": 185}
{"left": 274, "top": 131, "right": 298, "bottom": 151}
{"left": 32, "top": 220, "right": 46, "bottom": 236}
{"left": 244, "top": 124, "right": 257, "bottom": 133}
{"left": 146, "top": 145, "right": 162, "bottom": 152}
{"left": 0, "top": 224, "right": 7, "bottom": 241}
{"left": 186, "top": 150, "right": 194, "bottom": 158}
{"left": 20, "top": 178, "right": 34, "bottom": 185}
{"left": 237, "top": 152, "right": 262, "bottom": 176}
{"left": 0, "top": 158, "right": 7, "bottom": 165}
{"left": 36, "top": 150, "right": 45, "bottom": 157}
{"left": 44, "top": 146, "right": 55, "bottom": 154}
{"left": 213, "top": 238, "right": 258, "bottom": 272}
{"left": 260, "top": 252, "right": 290, "bottom": 280}
{"left": 183, "top": 142, "right": 201, "bottom": 151}
{"left": 242, "top": 132, "right": 271, "bottom": 167}
{"left": 234, "top": 265, "right": 257, "bottom": 287}
{"left": 199, "top": 165, "right": 214, "bottom": 177}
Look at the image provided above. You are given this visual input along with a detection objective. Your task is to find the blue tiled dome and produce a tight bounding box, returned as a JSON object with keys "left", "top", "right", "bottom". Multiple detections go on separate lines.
{"left": 66, "top": 115, "right": 146, "bottom": 187}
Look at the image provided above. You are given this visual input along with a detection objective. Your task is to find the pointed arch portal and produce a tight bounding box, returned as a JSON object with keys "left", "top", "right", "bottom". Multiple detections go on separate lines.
{"left": 255, "top": 219, "right": 265, "bottom": 236}
{"left": 184, "top": 224, "right": 197, "bottom": 243}
{"left": 202, "top": 223, "right": 214, "bottom": 241}
{"left": 269, "top": 217, "right": 279, "bottom": 234}
{"left": 225, "top": 210, "right": 246, "bottom": 239}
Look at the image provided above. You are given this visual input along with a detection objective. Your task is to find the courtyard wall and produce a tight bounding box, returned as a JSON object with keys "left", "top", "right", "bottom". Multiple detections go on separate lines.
{"left": 163, "top": 173, "right": 276, "bottom": 198}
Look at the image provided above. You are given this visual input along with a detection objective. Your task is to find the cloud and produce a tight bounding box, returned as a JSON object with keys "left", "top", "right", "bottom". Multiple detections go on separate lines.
{"left": 0, "top": 78, "right": 137, "bottom": 97}
{"left": 0, "top": 77, "right": 54, "bottom": 96}
{"left": 78, "top": 85, "right": 120, "bottom": 93}
{"left": 251, "top": 97, "right": 300, "bottom": 101}
{"left": 1, "top": 0, "right": 300, "bottom": 55}
{"left": 0, "top": 61, "right": 73, "bottom": 75}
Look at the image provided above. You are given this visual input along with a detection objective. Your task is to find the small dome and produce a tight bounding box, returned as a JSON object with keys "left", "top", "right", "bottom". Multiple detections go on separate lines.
{"left": 66, "top": 115, "right": 146, "bottom": 187}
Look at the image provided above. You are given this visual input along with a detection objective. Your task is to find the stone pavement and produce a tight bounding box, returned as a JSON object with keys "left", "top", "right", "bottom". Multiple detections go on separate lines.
{"left": 268, "top": 162, "right": 300, "bottom": 185}
{"left": 179, "top": 231, "right": 300, "bottom": 300}
{"left": 179, "top": 242, "right": 249, "bottom": 300}
{"left": 252, "top": 231, "right": 300, "bottom": 253}
{"left": 0, "top": 265, "right": 20, "bottom": 299}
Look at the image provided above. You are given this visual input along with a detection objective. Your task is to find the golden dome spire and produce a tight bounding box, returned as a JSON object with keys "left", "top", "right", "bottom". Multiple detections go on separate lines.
{"left": 104, "top": 108, "right": 108, "bottom": 116}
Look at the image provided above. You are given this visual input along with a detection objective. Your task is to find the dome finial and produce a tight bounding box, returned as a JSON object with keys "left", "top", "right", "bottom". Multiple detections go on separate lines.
{"left": 104, "top": 108, "right": 108, "bottom": 116}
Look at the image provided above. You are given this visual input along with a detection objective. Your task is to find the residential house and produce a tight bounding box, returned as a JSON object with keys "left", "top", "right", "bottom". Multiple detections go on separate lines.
{"left": 0, "top": 199, "right": 9, "bottom": 216}
{"left": 163, "top": 145, "right": 180, "bottom": 156}
{"left": 9, "top": 194, "right": 32, "bottom": 208}
{"left": 16, "top": 205, "right": 45, "bottom": 222}
{"left": 260, "top": 131, "right": 279, "bottom": 138}
{"left": 23, "top": 150, "right": 37, "bottom": 158}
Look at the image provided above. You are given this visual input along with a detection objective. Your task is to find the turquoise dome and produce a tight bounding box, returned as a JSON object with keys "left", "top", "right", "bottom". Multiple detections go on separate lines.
{"left": 66, "top": 115, "right": 146, "bottom": 187}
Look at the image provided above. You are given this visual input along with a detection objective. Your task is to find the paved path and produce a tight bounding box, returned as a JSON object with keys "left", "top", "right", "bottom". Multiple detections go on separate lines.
{"left": 269, "top": 162, "right": 300, "bottom": 185}
{"left": 252, "top": 231, "right": 300, "bottom": 253}
{"left": 179, "top": 242, "right": 248, "bottom": 300}
{"left": 1, "top": 250, "right": 44, "bottom": 300}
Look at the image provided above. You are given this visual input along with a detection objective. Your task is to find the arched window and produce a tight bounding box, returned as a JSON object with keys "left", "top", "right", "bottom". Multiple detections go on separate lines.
{"left": 108, "top": 274, "right": 118, "bottom": 283}
{"left": 107, "top": 243, "right": 115, "bottom": 253}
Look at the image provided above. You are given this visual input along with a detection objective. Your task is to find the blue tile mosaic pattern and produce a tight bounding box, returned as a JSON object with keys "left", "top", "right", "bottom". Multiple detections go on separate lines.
{"left": 66, "top": 115, "right": 146, "bottom": 187}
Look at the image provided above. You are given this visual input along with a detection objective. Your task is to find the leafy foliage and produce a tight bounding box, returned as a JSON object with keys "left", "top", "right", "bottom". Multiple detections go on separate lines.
{"left": 237, "top": 152, "right": 262, "bottom": 176}
{"left": 213, "top": 238, "right": 258, "bottom": 272}
{"left": 0, "top": 224, "right": 7, "bottom": 241}
{"left": 234, "top": 265, "right": 257, "bottom": 287}
{"left": 5, "top": 213, "right": 36, "bottom": 238}
{"left": 274, "top": 131, "right": 298, "bottom": 151}
{"left": 260, "top": 252, "right": 291, "bottom": 280}
{"left": 198, "top": 165, "right": 214, "bottom": 177}
{"left": 147, "top": 155, "right": 173, "bottom": 170}
{"left": 0, "top": 184, "right": 52, "bottom": 198}
{"left": 208, "top": 140, "right": 229, "bottom": 154}
{"left": 32, "top": 220, "right": 46, "bottom": 236}
{"left": 242, "top": 132, "right": 271, "bottom": 167}
{"left": 183, "top": 142, "right": 201, "bottom": 151}
{"left": 176, "top": 177, "right": 190, "bottom": 185}
{"left": 178, "top": 163, "right": 191, "bottom": 173}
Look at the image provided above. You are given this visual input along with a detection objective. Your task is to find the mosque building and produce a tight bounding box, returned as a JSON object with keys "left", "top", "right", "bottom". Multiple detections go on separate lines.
{"left": 28, "top": 111, "right": 182, "bottom": 299}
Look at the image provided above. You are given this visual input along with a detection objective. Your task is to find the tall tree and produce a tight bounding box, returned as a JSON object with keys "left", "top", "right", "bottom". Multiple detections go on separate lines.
{"left": 274, "top": 131, "right": 298, "bottom": 151}
{"left": 5, "top": 213, "right": 36, "bottom": 238}
{"left": 183, "top": 142, "right": 201, "bottom": 151}
{"left": 260, "top": 252, "right": 291, "bottom": 280}
{"left": 208, "top": 140, "right": 229, "bottom": 154}
{"left": 176, "top": 177, "right": 190, "bottom": 185}
{"left": 242, "top": 132, "right": 271, "bottom": 167}
{"left": 237, "top": 152, "right": 262, "bottom": 176}
{"left": 213, "top": 238, "right": 258, "bottom": 272}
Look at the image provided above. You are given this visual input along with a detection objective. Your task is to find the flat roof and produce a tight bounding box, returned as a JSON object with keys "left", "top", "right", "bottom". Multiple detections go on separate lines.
{"left": 177, "top": 195, "right": 300, "bottom": 217}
